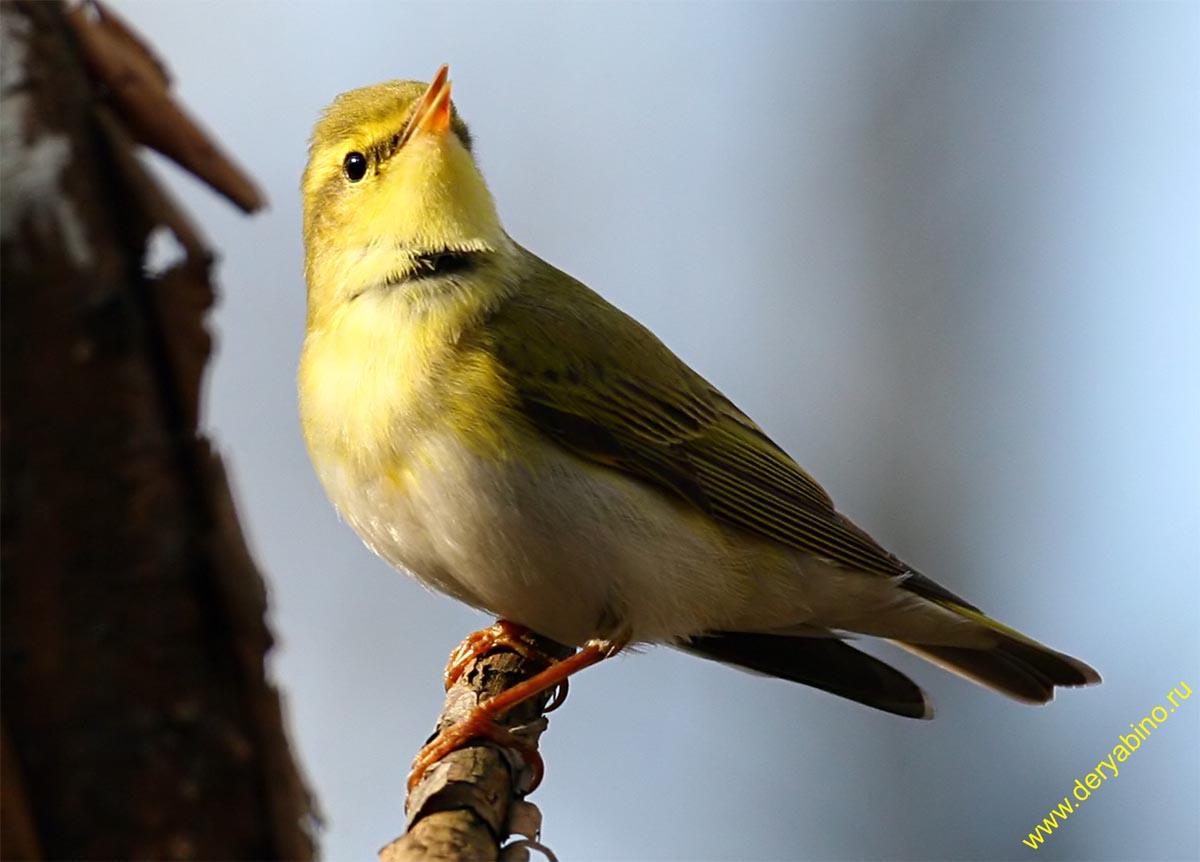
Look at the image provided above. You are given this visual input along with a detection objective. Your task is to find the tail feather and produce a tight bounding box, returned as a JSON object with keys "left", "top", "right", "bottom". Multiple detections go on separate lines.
{"left": 679, "top": 594, "right": 1099, "bottom": 715}
{"left": 680, "top": 632, "right": 933, "bottom": 719}
{"left": 896, "top": 604, "right": 1101, "bottom": 704}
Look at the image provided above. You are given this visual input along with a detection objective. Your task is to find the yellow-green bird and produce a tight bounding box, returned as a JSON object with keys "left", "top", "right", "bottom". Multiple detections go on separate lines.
{"left": 299, "top": 65, "right": 1099, "bottom": 764}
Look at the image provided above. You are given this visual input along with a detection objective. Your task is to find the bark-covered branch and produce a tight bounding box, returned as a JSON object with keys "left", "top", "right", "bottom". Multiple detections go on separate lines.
{"left": 1, "top": 2, "right": 314, "bottom": 858}
{"left": 382, "top": 638, "right": 571, "bottom": 862}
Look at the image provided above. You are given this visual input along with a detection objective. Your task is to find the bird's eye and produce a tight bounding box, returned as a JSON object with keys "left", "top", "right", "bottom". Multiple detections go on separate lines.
{"left": 343, "top": 152, "right": 368, "bottom": 182}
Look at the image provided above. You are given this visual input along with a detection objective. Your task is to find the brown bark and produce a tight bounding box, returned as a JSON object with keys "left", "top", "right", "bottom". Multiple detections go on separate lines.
{"left": 1, "top": 2, "right": 314, "bottom": 859}
{"left": 381, "top": 640, "right": 570, "bottom": 862}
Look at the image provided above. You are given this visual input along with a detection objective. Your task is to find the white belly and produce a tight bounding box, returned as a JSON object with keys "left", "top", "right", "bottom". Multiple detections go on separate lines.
{"left": 313, "top": 427, "right": 832, "bottom": 647}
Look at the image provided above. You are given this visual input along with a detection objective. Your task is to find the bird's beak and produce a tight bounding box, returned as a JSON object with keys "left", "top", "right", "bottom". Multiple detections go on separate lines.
{"left": 400, "top": 64, "right": 452, "bottom": 146}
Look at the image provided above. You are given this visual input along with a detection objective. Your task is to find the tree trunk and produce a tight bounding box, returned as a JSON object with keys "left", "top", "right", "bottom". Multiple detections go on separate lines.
{"left": 0, "top": 2, "right": 315, "bottom": 859}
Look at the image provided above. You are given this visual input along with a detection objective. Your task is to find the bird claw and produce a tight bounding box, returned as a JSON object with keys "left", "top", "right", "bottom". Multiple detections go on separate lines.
{"left": 412, "top": 634, "right": 622, "bottom": 798}
{"left": 407, "top": 712, "right": 545, "bottom": 795}
{"left": 443, "top": 620, "right": 559, "bottom": 690}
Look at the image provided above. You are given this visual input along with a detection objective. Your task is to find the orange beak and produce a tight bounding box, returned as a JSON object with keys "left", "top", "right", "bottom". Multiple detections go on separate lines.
{"left": 401, "top": 64, "right": 452, "bottom": 145}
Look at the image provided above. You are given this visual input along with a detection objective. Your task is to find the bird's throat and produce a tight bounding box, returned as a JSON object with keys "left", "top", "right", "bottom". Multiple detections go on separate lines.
{"left": 388, "top": 249, "right": 481, "bottom": 285}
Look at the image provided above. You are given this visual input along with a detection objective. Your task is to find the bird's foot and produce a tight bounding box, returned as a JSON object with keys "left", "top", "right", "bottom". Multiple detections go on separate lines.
{"left": 408, "top": 710, "right": 546, "bottom": 795}
{"left": 410, "top": 638, "right": 620, "bottom": 795}
{"left": 443, "top": 619, "right": 560, "bottom": 690}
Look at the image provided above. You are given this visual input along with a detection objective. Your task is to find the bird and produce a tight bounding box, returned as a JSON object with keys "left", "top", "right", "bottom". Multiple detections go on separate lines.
{"left": 298, "top": 65, "right": 1100, "bottom": 791}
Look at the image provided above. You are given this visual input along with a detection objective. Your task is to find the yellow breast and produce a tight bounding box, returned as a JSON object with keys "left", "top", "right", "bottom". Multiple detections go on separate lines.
{"left": 298, "top": 283, "right": 517, "bottom": 492}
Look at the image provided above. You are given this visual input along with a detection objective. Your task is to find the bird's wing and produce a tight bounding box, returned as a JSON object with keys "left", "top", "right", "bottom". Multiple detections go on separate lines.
{"left": 482, "top": 266, "right": 942, "bottom": 586}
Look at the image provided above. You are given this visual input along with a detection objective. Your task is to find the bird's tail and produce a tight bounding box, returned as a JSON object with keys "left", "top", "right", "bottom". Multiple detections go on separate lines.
{"left": 680, "top": 632, "right": 934, "bottom": 719}
{"left": 894, "top": 603, "right": 1101, "bottom": 704}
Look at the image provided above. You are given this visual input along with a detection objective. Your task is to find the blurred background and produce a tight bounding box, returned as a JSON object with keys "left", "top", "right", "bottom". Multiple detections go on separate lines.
{"left": 109, "top": 2, "right": 1198, "bottom": 859}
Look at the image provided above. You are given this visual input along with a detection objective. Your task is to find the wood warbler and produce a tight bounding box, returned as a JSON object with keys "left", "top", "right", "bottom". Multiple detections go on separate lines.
{"left": 299, "top": 66, "right": 1099, "bottom": 782}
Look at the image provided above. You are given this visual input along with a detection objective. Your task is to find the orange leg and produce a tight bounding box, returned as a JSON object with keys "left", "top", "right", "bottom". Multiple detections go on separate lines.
{"left": 443, "top": 619, "right": 561, "bottom": 690}
{"left": 409, "top": 639, "right": 617, "bottom": 795}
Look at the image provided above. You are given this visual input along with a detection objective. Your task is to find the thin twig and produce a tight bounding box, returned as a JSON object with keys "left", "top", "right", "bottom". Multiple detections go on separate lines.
{"left": 380, "top": 634, "right": 572, "bottom": 862}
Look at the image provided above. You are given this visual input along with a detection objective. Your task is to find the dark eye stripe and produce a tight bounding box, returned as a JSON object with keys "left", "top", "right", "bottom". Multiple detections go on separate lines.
{"left": 369, "top": 117, "right": 473, "bottom": 164}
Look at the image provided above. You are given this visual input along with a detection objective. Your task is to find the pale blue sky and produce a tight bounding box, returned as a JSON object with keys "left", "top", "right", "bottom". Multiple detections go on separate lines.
{"left": 113, "top": 2, "right": 1198, "bottom": 859}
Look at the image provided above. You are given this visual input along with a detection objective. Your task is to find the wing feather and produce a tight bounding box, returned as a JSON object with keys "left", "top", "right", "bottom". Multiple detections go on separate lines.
{"left": 481, "top": 264, "right": 916, "bottom": 582}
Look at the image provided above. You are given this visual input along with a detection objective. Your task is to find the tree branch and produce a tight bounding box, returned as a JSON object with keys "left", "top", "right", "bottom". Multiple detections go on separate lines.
{"left": 381, "top": 636, "right": 572, "bottom": 862}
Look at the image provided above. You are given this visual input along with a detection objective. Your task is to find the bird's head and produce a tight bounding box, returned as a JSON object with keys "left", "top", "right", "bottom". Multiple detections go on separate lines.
{"left": 302, "top": 65, "right": 505, "bottom": 324}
